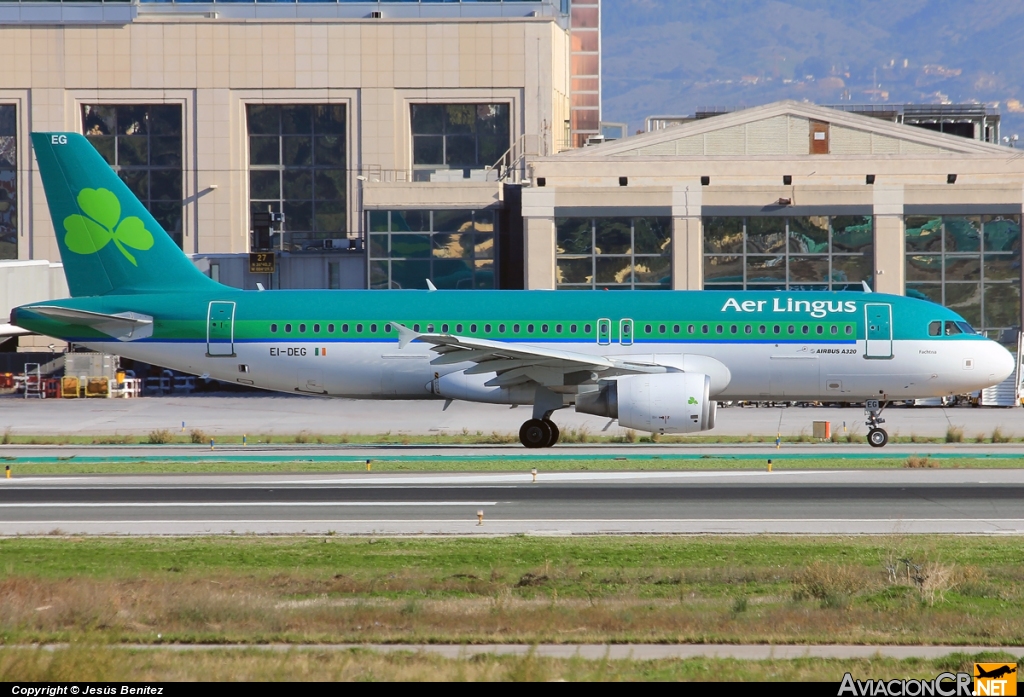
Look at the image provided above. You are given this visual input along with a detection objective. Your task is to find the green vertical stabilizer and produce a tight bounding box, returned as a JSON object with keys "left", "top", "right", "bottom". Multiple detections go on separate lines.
{"left": 31, "top": 132, "right": 221, "bottom": 297}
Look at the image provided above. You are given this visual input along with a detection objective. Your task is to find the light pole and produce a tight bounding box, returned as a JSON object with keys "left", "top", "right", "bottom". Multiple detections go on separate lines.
{"left": 356, "top": 175, "right": 368, "bottom": 252}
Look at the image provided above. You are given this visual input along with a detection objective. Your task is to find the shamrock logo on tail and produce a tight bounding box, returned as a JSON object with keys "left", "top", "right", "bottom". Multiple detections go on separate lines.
{"left": 63, "top": 188, "right": 154, "bottom": 266}
{"left": 688, "top": 397, "right": 699, "bottom": 405}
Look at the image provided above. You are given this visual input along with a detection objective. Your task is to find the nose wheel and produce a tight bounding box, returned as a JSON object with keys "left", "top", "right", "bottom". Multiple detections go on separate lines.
{"left": 519, "top": 418, "right": 560, "bottom": 448}
{"left": 864, "top": 398, "right": 889, "bottom": 448}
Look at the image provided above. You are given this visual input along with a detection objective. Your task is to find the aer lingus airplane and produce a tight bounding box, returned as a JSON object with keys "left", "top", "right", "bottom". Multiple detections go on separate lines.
{"left": 9, "top": 133, "right": 1017, "bottom": 448}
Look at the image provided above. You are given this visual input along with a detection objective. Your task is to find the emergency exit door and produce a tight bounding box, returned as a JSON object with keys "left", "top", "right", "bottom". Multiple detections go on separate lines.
{"left": 620, "top": 318, "right": 634, "bottom": 346}
{"left": 207, "top": 301, "right": 236, "bottom": 357}
{"left": 864, "top": 303, "right": 893, "bottom": 359}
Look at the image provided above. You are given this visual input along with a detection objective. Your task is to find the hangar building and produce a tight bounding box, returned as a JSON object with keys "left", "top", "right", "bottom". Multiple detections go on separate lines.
{"left": 521, "top": 101, "right": 1024, "bottom": 341}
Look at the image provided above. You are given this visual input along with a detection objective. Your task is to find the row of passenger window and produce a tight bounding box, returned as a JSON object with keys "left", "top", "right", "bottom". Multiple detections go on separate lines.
{"left": 270, "top": 322, "right": 391, "bottom": 334}
{"left": 268, "top": 321, "right": 596, "bottom": 335}
{"left": 657, "top": 323, "right": 854, "bottom": 337}
{"left": 267, "top": 321, "right": 854, "bottom": 337}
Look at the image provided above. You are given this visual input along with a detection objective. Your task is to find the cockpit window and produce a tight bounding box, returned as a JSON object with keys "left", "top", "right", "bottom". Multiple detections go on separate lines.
{"left": 928, "top": 321, "right": 941, "bottom": 337}
{"left": 944, "top": 321, "right": 961, "bottom": 336}
{"left": 956, "top": 321, "right": 975, "bottom": 335}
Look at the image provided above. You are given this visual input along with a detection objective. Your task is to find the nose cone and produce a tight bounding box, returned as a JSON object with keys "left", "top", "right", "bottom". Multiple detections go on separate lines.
{"left": 985, "top": 342, "right": 1016, "bottom": 385}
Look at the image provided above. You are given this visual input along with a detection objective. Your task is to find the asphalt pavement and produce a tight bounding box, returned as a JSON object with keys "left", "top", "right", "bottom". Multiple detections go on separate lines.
{"left": 3, "top": 469, "right": 1022, "bottom": 535}
{"left": 3, "top": 393, "right": 1024, "bottom": 439}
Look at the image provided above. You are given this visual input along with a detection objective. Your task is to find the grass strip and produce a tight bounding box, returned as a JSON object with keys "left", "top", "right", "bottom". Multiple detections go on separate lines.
{"left": 1, "top": 536, "right": 1022, "bottom": 646}
{"left": 2, "top": 648, "right": 1022, "bottom": 682}
{"left": 2, "top": 456, "right": 1022, "bottom": 475}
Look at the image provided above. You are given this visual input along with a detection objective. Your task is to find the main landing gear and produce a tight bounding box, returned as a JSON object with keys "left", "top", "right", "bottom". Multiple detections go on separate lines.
{"left": 519, "top": 386, "right": 564, "bottom": 448}
{"left": 865, "top": 399, "right": 888, "bottom": 448}
{"left": 519, "top": 418, "right": 560, "bottom": 449}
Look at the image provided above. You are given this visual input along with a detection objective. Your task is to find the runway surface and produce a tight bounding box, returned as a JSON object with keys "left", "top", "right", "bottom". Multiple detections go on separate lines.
{"left": 3, "top": 393, "right": 1024, "bottom": 438}
{"left": 3, "top": 469, "right": 1023, "bottom": 535}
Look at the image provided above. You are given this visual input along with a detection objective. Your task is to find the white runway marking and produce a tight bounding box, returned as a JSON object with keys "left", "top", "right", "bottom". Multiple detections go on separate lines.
{"left": 4, "top": 518, "right": 1021, "bottom": 523}
{"left": 0, "top": 501, "right": 498, "bottom": 508}
{"left": 260, "top": 470, "right": 834, "bottom": 486}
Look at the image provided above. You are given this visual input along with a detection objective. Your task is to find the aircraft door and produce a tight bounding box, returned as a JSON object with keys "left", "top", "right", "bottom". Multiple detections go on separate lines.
{"left": 597, "top": 318, "right": 611, "bottom": 345}
{"left": 207, "top": 301, "right": 236, "bottom": 357}
{"left": 619, "top": 318, "right": 634, "bottom": 346}
{"left": 864, "top": 303, "right": 893, "bottom": 359}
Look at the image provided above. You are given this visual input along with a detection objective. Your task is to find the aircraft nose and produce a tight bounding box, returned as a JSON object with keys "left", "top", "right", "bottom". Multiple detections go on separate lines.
{"left": 986, "top": 341, "right": 1016, "bottom": 384}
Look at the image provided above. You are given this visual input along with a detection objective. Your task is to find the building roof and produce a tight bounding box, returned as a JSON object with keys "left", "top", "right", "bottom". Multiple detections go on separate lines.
{"left": 556, "top": 101, "right": 1009, "bottom": 160}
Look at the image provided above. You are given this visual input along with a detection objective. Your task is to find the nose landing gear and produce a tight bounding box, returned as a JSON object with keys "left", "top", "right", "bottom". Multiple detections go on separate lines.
{"left": 519, "top": 418, "right": 560, "bottom": 448}
{"left": 865, "top": 399, "right": 888, "bottom": 448}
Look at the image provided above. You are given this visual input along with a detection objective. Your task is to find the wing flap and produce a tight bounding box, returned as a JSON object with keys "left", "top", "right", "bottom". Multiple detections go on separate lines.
{"left": 392, "top": 322, "right": 692, "bottom": 390}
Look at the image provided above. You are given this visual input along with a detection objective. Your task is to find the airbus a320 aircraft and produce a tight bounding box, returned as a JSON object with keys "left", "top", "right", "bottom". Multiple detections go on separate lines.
{"left": 9, "top": 133, "right": 1016, "bottom": 448}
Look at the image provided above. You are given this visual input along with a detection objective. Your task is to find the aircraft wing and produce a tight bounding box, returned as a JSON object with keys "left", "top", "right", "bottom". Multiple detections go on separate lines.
{"left": 395, "top": 323, "right": 678, "bottom": 389}
{"left": 19, "top": 306, "right": 154, "bottom": 342}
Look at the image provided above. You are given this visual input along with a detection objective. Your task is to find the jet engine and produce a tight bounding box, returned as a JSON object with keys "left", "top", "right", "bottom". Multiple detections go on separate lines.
{"left": 575, "top": 373, "right": 716, "bottom": 434}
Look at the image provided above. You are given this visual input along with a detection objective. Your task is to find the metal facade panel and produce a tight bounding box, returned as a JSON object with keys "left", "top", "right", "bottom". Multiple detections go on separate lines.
{"left": 745, "top": 115, "right": 789, "bottom": 155}
{"left": 830, "top": 125, "right": 872, "bottom": 154}
{"left": 900, "top": 140, "right": 942, "bottom": 154}
{"left": 704, "top": 124, "right": 746, "bottom": 155}
{"left": 674, "top": 135, "right": 705, "bottom": 156}
{"left": 871, "top": 133, "right": 901, "bottom": 154}
{"left": 786, "top": 115, "right": 810, "bottom": 155}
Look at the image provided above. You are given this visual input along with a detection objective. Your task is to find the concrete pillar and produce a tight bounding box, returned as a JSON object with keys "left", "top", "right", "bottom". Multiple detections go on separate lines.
{"left": 671, "top": 184, "right": 703, "bottom": 290}
{"left": 671, "top": 217, "right": 703, "bottom": 290}
{"left": 523, "top": 216, "right": 556, "bottom": 290}
{"left": 872, "top": 185, "right": 905, "bottom": 295}
{"left": 521, "top": 189, "right": 556, "bottom": 290}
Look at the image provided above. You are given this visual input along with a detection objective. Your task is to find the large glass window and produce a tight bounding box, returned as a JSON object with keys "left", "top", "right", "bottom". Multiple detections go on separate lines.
{"left": 556, "top": 217, "right": 672, "bottom": 290}
{"left": 369, "top": 209, "right": 496, "bottom": 290}
{"left": 0, "top": 106, "right": 16, "bottom": 260}
{"left": 703, "top": 216, "right": 873, "bottom": 291}
{"left": 247, "top": 104, "right": 347, "bottom": 253}
{"left": 82, "top": 105, "right": 183, "bottom": 249}
{"left": 411, "top": 104, "right": 510, "bottom": 182}
{"left": 906, "top": 215, "right": 1021, "bottom": 337}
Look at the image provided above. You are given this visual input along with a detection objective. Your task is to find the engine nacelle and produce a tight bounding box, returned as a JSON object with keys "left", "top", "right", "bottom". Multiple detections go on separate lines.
{"left": 428, "top": 370, "right": 536, "bottom": 405}
{"left": 576, "top": 373, "right": 717, "bottom": 434}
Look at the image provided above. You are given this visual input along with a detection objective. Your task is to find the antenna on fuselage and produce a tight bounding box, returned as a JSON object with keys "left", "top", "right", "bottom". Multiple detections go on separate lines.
{"left": 861, "top": 281, "right": 872, "bottom": 293}
{"left": 426, "top": 279, "right": 437, "bottom": 292}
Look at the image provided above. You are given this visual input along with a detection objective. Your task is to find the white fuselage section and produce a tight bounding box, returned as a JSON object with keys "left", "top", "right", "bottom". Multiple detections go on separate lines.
{"left": 81, "top": 335, "right": 1012, "bottom": 404}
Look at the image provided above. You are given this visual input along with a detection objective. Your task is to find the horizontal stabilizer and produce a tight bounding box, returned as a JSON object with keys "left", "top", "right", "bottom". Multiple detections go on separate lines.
{"left": 0, "top": 323, "right": 33, "bottom": 337}
{"left": 22, "top": 305, "right": 153, "bottom": 342}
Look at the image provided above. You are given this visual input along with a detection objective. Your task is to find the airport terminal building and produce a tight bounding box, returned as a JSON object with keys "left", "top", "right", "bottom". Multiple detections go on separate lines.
{"left": 0, "top": 0, "right": 596, "bottom": 296}
{"left": 1, "top": 0, "right": 1023, "bottom": 348}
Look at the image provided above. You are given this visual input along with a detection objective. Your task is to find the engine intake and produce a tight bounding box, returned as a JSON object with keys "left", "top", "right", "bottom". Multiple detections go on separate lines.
{"left": 576, "top": 373, "right": 716, "bottom": 434}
